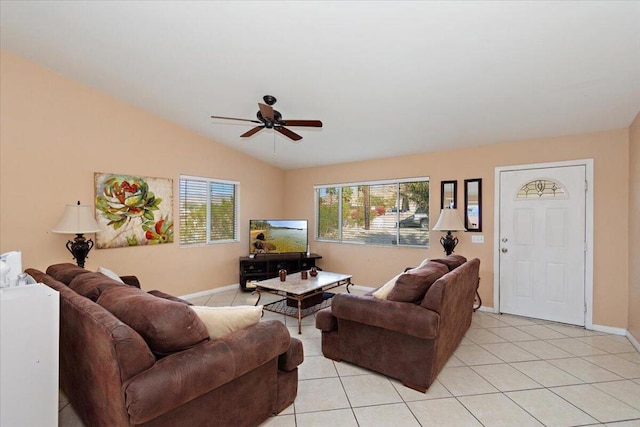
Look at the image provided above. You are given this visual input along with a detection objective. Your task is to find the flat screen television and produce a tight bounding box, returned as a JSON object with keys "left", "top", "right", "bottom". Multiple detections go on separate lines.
{"left": 249, "top": 219, "right": 308, "bottom": 255}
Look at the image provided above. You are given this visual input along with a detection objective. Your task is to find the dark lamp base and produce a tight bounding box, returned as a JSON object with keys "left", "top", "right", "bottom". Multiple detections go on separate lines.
{"left": 65, "top": 234, "right": 95, "bottom": 268}
{"left": 439, "top": 231, "right": 459, "bottom": 256}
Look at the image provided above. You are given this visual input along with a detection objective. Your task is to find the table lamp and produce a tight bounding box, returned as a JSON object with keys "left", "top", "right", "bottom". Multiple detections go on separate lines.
{"left": 52, "top": 201, "right": 102, "bottom": 268}
{"left": 432, "top": 208, "right": 466, "bottom": 255}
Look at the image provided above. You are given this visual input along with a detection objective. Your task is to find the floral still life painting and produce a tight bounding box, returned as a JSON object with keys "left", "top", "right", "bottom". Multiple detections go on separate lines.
{"left": 95, "top": 173, "right": 174, "bottom": 248}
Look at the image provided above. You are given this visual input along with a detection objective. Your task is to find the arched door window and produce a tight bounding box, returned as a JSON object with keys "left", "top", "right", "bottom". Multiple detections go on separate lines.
{"left": 516, "top": 179, "right": 567, "bottom": 199}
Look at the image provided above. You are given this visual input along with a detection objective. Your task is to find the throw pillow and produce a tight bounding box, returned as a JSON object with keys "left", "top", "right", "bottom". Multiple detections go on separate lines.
{"left": 46, "top": 263, "right": 89, "bottom": 285}
{"left": 372, "top": 273, "right": 402, "bottom": 300}
{"left": 69, "top": 272, "right": 124, "bottom": 301}
{"left": 97, "top": 266, "right": 125, "bottom": 284}
{"left": 372, "top": 259, "right": 430, "bottom": 300}
{"left": 97, "top": 286, "right": 209, "bottom": 356}
{"left": 386, "top": 262, "right": 449, "bottom": 303}
{"left": 190, "top": 305, "right": 263, "bottom": 339}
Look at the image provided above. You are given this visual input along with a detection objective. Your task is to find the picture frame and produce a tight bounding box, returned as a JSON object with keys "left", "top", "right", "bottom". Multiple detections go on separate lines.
{"left": 441, "top": 180, "right": 457, "bottom": 209}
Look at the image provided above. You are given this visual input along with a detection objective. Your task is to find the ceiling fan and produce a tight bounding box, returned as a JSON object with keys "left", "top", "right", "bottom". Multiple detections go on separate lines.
{"left": 211, "top": 95, "right": 322, "bottom": 142}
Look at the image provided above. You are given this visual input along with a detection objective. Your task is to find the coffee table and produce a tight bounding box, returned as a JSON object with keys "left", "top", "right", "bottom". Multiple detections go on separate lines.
{"left": 253, "top": 271, "right": 352, "bottom": 334}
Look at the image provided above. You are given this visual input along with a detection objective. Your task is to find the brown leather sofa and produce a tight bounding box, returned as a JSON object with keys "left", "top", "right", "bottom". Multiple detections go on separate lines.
{"left": 26, "top": 263, "right": 303, "bottom": 427}
{"left": 316, "top": 255, "right": 480, "bottom": 392}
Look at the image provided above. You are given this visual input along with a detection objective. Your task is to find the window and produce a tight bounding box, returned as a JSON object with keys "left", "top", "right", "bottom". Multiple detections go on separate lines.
{"left": 517, "top": 179, "right": 566, "bottom": 199}
{"left": 179, "top": 175, "right": 239, "bottom": 245}
{"left": 315, "top": 178, "right": 430, "bottom": 247}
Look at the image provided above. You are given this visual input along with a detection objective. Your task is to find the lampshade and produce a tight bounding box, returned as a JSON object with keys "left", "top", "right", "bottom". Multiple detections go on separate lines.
{"left": 432, "top": 208, "right": 466, "bottom": 232}
{"left": 52, "top": 202, "right": 102, "bottom": 234}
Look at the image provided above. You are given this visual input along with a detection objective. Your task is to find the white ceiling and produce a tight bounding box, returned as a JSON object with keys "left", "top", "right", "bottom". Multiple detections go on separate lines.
{"left": 1, "top": 1, "right": 639, "bottom": 170}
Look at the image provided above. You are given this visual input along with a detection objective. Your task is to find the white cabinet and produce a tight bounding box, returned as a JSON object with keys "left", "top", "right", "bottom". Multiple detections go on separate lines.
{"left": 1, "top": 284, "right": 59, "bottom": 427}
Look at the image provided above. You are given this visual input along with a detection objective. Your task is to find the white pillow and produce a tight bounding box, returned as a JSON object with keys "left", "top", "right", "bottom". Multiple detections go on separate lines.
{"left": 97, "top": 266, "right": 125, "bottom": 284}
{"left": 190, "top": 305, "right": 263, "bottom": 339}
{"left": 372, "top": 273, "right": 402, "bottom": 300}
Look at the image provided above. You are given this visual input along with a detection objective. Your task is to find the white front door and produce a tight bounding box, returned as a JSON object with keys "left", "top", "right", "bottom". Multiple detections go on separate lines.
{"left": 499, "top": 165, "right": 586, "bottom": 325}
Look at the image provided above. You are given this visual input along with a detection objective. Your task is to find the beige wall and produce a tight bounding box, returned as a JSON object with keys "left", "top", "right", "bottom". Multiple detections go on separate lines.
{"left": 1, "top": 51, "right": 635, "bottom": 330}
{"left": 629, "top": 112, "right": 640, "bottom": 342}
{"left": 285, "top": 129, "right": 631, "bottom": 329}
{"left": 0, "top": 51, "right": 285, "bottom": 295}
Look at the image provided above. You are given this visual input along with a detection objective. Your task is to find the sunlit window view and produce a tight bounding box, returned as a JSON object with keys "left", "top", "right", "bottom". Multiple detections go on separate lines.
{"left": 316, "top": 179, "right": 429, "bottom": 247}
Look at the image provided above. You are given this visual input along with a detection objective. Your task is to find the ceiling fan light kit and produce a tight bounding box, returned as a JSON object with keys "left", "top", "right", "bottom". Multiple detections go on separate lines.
{"left": 211, "top": 95, "right": 322, "bottom": 142}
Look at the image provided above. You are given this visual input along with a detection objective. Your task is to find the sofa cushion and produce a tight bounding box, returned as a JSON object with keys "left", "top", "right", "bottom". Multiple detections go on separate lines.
{"left": 430, "top": 254, "right": 467, "bottom": 271}
{"left": 69, "top": 272, "right": 126, "bottom": 301}
{"left": 97, "top": 286, "right": 209, "bottom": 356}
{"left": 46, "top": 263, "right": 89, "bottom": 285}
{"left": 190, "top": 305, "right": 263, "bottom": 339}
{"left": 386, "top": 262, "right": 448, "bottom": 303}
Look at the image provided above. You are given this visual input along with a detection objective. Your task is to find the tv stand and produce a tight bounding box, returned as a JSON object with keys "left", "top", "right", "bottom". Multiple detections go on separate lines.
{"left": 239, "top": 253, "right": 322, "bottom": 292}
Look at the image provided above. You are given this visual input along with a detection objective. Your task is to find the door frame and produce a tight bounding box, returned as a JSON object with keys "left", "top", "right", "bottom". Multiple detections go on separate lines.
{"left": 493, "top": 159, "right": 594, "bottom": 329}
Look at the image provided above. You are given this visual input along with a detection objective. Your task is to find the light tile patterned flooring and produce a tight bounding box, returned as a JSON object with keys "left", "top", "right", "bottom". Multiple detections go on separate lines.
{"left": 59, "top": 286, "right": 640, "bottom": 427}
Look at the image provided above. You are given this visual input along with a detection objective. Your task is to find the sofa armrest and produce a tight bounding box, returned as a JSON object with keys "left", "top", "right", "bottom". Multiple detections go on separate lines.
{"left": 316, "top": 307, "right": 337, "bottom": 331}
{"left": 279, "top": 337, "right": 303, "bottom": 371}
{"left": 123, "top": 320, "right": 291, "bottom": 424}
{"left": 331, "top": 293, "right": 440, "bottom": 340}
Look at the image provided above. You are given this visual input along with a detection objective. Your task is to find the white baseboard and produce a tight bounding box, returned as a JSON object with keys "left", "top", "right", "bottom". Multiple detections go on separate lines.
{"left": 476, "top": 306, "right": 495, "bottom": 313}
{"left": 179, "top": 283, "right": 238, "bottom": 300}
{"left": 350, "top": 285, "right": 374, "bottom": 292}
{"left": 591, "top": 324, "right": 627, "bottom": 336}
{"left": 627, "top": 331, "right": 640, "bottom": 352}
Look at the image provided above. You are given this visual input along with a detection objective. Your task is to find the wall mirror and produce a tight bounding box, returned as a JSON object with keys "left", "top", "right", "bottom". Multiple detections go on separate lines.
{"left": 441, "top": 180, "right": 457, "bottom": 209}
{"left": 464, "top": 178, "right": 482, "bottom": 232}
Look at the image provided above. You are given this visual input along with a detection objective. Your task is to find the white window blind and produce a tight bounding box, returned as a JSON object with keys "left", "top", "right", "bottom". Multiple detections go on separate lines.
{"left": 179, "top": 176, "right": 239, "bottom": 245}
{"left": 315, "top": 178, "right": 430, "bottom": 248}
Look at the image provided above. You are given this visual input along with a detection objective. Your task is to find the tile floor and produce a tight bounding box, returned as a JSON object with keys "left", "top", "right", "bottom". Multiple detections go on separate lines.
{"left": 59, "top": 286, "right": 640, "bottom": 427}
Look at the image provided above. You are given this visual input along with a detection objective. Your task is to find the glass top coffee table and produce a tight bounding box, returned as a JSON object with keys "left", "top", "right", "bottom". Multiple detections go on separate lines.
{"left": 253, "top": 271, "right": 352, "bottom": 334}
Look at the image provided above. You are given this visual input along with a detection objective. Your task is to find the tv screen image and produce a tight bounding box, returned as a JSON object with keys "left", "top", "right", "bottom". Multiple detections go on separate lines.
{"left": 249, "top": 220, "right": 308, "bottom": 254}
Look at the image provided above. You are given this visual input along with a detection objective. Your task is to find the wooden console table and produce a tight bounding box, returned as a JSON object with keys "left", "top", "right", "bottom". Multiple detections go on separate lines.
{"left": 239, "top": 253, "right": 322, "bottom": 292}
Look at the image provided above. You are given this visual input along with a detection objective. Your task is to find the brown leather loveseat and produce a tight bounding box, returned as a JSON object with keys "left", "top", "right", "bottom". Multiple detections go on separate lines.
{"left": 27, "top": 263, "right": 303, "bottom": 427}
{"left": 316, "top": 255, "right": 479, "bottom": 392}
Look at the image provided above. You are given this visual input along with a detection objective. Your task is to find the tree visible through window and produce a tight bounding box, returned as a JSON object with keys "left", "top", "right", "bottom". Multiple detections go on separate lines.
{"left": 316, "top": 178, "right": 430, "bottom": 247}
{"left": 179, "top": 176, "right": 239, "bottom": 245}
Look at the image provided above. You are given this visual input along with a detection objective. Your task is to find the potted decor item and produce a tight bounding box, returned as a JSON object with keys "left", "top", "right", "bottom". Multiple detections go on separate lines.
{"left": 279, "top": 269, "right": 287, "bottom": 281}
{"left": 309, "top": 267, "right": 318, "bottom": 277}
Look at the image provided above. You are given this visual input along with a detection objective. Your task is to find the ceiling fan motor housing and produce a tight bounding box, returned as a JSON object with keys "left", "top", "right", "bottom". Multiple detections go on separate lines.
{"left": 257, "top": 110, "right": 282, "bottom": 128}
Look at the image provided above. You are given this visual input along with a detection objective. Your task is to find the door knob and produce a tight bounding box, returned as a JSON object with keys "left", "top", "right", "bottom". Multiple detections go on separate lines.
{"left": 501, "top": 238, "right": 508, "bottom": 242}
{"left": 501, "top": 248, "right": 508, "bottom": 253}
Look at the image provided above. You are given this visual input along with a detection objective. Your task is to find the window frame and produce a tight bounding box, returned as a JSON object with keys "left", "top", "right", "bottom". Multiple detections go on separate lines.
{"left": 314, "top": 177, "right": 430, "bottom": 248}
{"left": 179, "top": 174, "right": 240, "bottom": 247}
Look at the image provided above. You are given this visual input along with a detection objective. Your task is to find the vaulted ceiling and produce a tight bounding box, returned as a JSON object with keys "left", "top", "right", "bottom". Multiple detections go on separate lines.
{"left": 1, "top": 1, "right": 638, "bottom": 169}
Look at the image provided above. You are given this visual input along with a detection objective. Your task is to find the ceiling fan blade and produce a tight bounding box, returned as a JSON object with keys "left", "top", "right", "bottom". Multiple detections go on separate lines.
{"left": 281, "top": 119, "right": 323, "bottom": 128}
{"left": 276, "top": 127, "right": 303, "bottom": 141}
{"left": 240, "top": 126, "right": 265, "bottom": 138}
{"left": 211, "top": 115, "right": 261, "bottom": 124}
{"left": 258, "top": 103, "right": 274, "bottom": 121}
